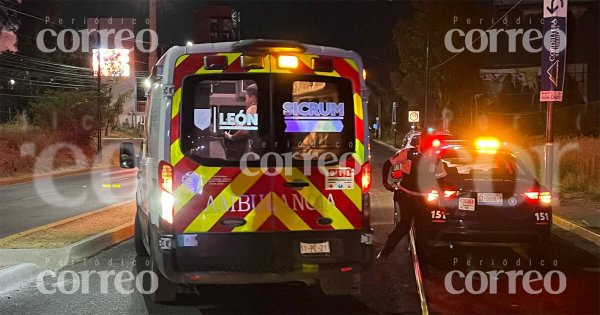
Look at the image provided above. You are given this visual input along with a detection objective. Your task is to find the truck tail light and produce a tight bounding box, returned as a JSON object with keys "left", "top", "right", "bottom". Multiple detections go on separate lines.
{"left": 540, "top": 192, "right": 552, "bottom": 204}
{"left": 427, "top": 189, "right": 439, "bottom": 203}
{"left": 361, "top": 162, "right": 372, "bottom": 193}
{"left": 524, "top": 191, "right": 552, "bottom": 205}
{"left": 443, "top": 190, "right": 457, "bottom": 199}
{"left": 159, "top": 161, "right": 174, "bottom": 224}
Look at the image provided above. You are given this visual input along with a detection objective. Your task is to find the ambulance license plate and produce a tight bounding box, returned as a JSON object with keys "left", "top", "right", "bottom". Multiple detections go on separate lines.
{"left": 300, "top": 241, "right": 330, "bottom": 254}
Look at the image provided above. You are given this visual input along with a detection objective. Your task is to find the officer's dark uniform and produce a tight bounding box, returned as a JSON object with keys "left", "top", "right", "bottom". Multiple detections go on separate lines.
{"left": 379, "top": 146, "right": 444, "bottom": 259}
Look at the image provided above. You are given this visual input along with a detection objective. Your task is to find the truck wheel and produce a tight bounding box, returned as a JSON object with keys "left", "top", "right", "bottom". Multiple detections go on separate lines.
{"left": 134, "top": 212, "right": 149, "bottom": 257}
{"left": 319, "top": 272, "right": 353, "bottom": 296}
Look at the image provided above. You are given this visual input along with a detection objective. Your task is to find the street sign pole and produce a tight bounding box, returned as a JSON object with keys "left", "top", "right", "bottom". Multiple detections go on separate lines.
{"left": 392, "top": 102, "right": 397, "bottom": 146}
{"left": 545, "top": 101, "right": 554, "bottom": 191}
{"left": 377, "top": 100, "right": 382, "bottom": 139}
{"left": 540, "top": 0, "right": 568, "bottom": 192}
{"left": 96, "top": 24, "right": 103, "bottom": 162}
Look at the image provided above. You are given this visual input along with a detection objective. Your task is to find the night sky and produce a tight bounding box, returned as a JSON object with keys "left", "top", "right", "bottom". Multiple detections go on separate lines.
{"left": 23, "top": 0, "right": 412, "bottom": 84}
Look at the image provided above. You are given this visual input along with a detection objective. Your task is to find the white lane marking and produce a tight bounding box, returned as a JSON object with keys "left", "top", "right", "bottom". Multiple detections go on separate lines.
{"left": 100, "top": 169, "right": 137, "bottom": 177}
{"left": 106, "top": 176, "right": 132, "bottom": 183}
{"left": 409, "top": 224, "right": 429, "bottom": 315}
{"left": 16, "top": 191, "right": 62, "bottom": 202}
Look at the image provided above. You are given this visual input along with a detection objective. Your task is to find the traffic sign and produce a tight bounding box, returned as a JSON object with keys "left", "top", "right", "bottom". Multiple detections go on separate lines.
{"left": 540, "top": 0, "right": 567, "bottom": 102}
{"left": 391, "top": 102, "right": 397, "bottom": 125}
{"left": 408, "top": 111, "right": 420, "bottom": 123}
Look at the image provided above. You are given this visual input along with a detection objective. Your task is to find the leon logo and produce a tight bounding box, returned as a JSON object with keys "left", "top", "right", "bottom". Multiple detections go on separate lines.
{"left": 282, "top": 101, "right": 344, "bottom": 133}
{"left": 194, "top": 109, "right": 212, "bottom": 130}
{"left": 194, "top": 108, "right": 258, "bottom": 131}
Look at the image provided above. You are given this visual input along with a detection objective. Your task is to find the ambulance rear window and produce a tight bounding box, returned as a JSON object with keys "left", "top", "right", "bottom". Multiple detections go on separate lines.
{"left": 179, "top": 74, "right": 270, "bottom": 166}
{"left": 272, "top": 75, "right": 355, "bottom": 161}
{"left": 179, "top": 73, "right": 356, "bottom": 166}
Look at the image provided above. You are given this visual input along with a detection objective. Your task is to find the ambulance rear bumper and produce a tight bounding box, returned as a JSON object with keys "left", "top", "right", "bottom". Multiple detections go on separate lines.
{"left": 150, "top": 227, "right": 374, "bottom": 284}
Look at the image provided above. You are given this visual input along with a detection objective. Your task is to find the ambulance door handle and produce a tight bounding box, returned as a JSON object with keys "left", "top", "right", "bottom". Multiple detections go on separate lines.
{"left": 284, "top": 181, "right": 309, "bottom": 189}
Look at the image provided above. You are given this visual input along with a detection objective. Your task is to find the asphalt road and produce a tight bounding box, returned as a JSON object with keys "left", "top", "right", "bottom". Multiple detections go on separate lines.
{"left": 1, "top": 141, "right": 598, "bottom": 314}
{"left": 0, "top": 167, "right": 138, "bottom": 238}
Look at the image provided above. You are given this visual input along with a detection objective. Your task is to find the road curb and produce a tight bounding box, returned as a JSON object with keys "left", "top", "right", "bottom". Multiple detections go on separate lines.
{"left": 373, "top": 139, "right": 399, "bottom": 151}
{"left": 0, "top": 200, "right": 134, "bottom": 243}
{"left": 0, "top": 263, "right": 45, "bottom": 294}
{"left": 0, "top": 166, "right": 115, "bottom": 187}
{"left": 553, "top": 214, "right": 600, "bottom": 247}
{"left": 0, "top": 221, "right": 134, "bottom": 294}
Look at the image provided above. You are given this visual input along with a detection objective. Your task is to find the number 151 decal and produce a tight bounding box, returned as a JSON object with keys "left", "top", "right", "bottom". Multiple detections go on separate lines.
{"left": 534, "top": 212, "right": 550, "bottom": 224}
{"left": 431, "top": 210, "right": 447, "bottom": 222}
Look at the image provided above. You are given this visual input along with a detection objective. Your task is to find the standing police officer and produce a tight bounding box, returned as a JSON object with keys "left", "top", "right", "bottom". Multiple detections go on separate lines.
{"left": 378, "top": 135, "right": 446, "bottom": 259}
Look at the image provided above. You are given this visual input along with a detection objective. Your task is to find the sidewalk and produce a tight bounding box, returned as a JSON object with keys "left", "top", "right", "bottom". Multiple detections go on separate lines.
{"left": 553, "top": 192, "right": 600, "bottom": 246}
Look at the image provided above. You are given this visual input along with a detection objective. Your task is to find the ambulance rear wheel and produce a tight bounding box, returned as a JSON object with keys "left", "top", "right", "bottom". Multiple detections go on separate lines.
{"left": 149, "top": 232, "right": 177, "bottom": 303}
{"left": 319, "top": 272, "right": 353, "bottom": 296}
{"left": 151, "top": 259, "right": 177, "bottom": 303}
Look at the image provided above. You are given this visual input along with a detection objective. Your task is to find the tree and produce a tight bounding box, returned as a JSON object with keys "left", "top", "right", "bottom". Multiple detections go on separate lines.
{"left": 102, "top": 85, "right": 132, "bottom": 136}
{"left": 31, "top": 88, "right": 97, "bottom": 145}
{"left": 391, "top": 1, "right": 491, "bottom": 130}
{"left": 30, "top": 82, "right": 130, "bottom": 143}
{"left": 0, "top": 0, "right": 20, "bottom": 53}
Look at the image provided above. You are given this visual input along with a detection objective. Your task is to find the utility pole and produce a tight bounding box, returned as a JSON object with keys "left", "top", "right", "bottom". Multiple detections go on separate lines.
{"left": 96, "top": 24, "right": 102, "bottom": 161}
{"left": 148, "top": 0, "right": 158, "bottom": 73}
{"left": 377, "top": 100, "right": 382, "bottom": 139}
{"left": 424, "top": 33, "right": 430, "bottom": 129}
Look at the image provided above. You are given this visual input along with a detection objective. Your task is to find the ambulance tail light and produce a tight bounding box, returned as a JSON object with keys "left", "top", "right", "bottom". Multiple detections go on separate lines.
{"left": 361, "top": 162, "right": 372, "bottom": 194}
{"left": 159, "top": 161, "right": 174, "bottom": 224}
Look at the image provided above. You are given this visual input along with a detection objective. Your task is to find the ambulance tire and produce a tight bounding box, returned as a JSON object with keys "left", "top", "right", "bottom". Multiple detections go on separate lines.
{"left": 319, "top": 272, "right": 354, "bottom": 296}
{"left": 134, "top": 211, "right": 148, "bottom": 257}
{"left": 149, "top": 232, "right": 178, "bottom": 303}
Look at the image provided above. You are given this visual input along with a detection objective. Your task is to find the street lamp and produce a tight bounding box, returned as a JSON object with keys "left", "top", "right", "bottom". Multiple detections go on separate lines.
{"left": 186, "top": 41, "right": 193, "bottom": 47}
{"left": 9, "top": 79, "right": 15, "bottom": 90}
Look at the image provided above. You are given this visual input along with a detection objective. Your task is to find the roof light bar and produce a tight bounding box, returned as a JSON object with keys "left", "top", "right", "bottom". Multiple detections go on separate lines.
{"left": 278, "top": 55, "right": 299, "bottom": 69}
{"left": 240, "top": 55, "right": 264, "bottom": 69}
{"left": 204, "top": 55, "right": 228, "bottom": 70}
{"left": 311, "top": 57, "right": 334, "bottom": 72}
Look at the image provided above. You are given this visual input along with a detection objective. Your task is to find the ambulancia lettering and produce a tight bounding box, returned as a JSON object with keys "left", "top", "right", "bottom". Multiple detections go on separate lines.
{"left": 205, "top": 193, "right": 336, "bottom": 212}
